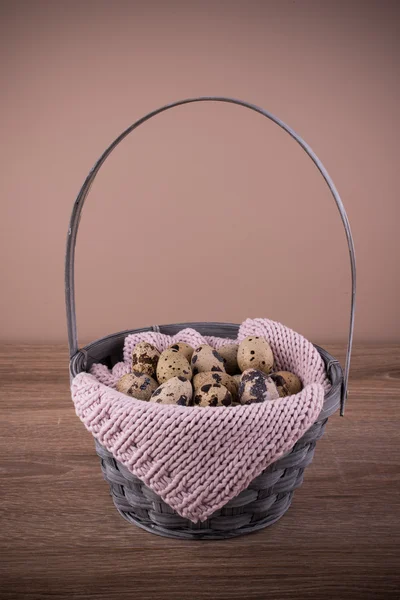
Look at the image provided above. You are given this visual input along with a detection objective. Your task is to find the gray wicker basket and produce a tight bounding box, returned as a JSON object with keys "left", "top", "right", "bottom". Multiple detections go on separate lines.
{"left": 66, "top": 98, "right": 356, "bottom": 539}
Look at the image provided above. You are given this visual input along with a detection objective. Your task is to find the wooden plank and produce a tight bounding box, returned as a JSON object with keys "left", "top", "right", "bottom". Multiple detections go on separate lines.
{"left": 0, "top": 344, "right": 399, "bottom": 600}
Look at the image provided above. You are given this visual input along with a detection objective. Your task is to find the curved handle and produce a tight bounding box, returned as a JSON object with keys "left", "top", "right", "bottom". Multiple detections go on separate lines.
{"left": 65, "top": 97, "right": 356, "bottom": 415}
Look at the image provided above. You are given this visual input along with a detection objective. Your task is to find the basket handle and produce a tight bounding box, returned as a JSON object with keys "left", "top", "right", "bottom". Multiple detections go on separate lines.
{"left": 65, "top": 97, "right": 356, "bottom": 415}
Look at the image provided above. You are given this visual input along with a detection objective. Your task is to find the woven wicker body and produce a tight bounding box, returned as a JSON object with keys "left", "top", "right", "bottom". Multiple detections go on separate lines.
{"left": 70, "top": 322, "right": 342, "bottom": 539}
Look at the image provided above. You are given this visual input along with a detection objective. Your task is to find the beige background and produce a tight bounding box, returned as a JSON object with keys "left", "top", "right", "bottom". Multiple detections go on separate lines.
{"left": 0, "top": 0, "right": 399, "bottom": 347}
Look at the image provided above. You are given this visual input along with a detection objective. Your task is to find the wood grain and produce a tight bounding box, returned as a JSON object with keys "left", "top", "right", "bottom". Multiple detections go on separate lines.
{"left": 0, "top": 344, "right": 399, "bottom": 600}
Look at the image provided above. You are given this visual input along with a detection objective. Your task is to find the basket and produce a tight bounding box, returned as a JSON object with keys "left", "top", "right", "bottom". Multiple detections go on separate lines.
{"left": 66, "top": 97, "right": 356, "bottom": 540}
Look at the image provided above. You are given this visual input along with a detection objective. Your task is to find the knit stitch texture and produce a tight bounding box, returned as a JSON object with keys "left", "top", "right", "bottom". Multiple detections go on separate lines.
{"left": 71, "top": 318, "right": 328, "bottom": 522}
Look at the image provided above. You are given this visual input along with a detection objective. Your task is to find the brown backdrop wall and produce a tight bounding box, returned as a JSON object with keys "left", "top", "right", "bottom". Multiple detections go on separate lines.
{"left": 1, "top": 0, "right": 399, "bottom": 346}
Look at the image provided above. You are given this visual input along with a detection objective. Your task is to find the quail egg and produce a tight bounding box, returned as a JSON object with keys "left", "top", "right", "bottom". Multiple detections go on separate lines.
{"left": 156, "top": 348, "right": 192, "bottom": 384}
{"left": 131, "top": 341, "right": 160, "bottom": 378}
{"left": 237, "top": 336, "right": 274, "bottom": 374}
{"left": 233, "top": 374, "right": 242, "bottom": 386}
{"left": 217, "top": 343, "right": 239, "bottom": 375}
{"left": 193, "top": 383, "right": 233, "bottom": 407}
{"left": 116, "top": 371, "right": 158, "bottom": 401}
{"left": 270, "top": 371, "right": 303, "bottom": 397}
{"left": 150, "top": 376, "right": 193, "bottom": 406}
{"left": 238, "top": 368, "right": 279, "bottom": 405}
{"left": 191, "top": 345, "right": 226, "bottom": 375}
{"left": 167, "top": 342, "right": 194, "bottom": 362}
{"left": 193, "top": 371, "right": 238, "bottom": 401}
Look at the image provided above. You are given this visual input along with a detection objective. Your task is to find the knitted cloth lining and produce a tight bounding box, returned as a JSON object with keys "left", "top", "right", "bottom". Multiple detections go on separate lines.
{"left": 71, "top": 318, "right": 329, "bottom": 522}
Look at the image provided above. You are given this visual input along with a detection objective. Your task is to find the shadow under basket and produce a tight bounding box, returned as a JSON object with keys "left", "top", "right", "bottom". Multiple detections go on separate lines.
{"left": 70, "top": 322, "right": 343, "bottom": 540}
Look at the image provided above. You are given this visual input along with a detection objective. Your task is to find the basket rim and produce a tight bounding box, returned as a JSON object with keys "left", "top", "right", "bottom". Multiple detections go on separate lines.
{"left": 69, "top": 321, "right": 342, "bottom": 420}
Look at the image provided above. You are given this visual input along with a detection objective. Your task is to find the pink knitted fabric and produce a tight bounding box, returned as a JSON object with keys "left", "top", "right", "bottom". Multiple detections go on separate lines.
{"left": 71, "top": 318, "right": 328, "bottom": 522}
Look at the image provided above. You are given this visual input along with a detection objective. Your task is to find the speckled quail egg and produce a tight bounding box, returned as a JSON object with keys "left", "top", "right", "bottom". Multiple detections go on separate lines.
{"left": 193, "top": 383, "right": 233, "bottom": 407}
{"left": 217, "top": 343, "right": 239, "bottom": 375}
{"left": 193, "top": 371, "right": 238, "bottom": 401}
{"left": 156, "top": 348, "right": 192, "bottom": 384}
{"left": 238, "top": 369, "right": 279, "bottom": 405}
{"left": 270, "top": 371, "right": 303, "bottom": 397}
{"left": 191, "top": 345, "right": 226, "bottom": 375}
{"left": 149, "top": 376, "right": 193, "bottom": 406}
{"left": 233, "top": 374, "right": 242, "bottom": 386}
{"left": 237, "top": 336, "right": 274, "bottom": 374}
{"left": 116, "top": 371, "right": 158, "bottom": 401}
{"left": 131, "top": 342, "right": 160, "bottom": 378}
{"left": 167, "top": 342, "right": 194, "bottom": 362}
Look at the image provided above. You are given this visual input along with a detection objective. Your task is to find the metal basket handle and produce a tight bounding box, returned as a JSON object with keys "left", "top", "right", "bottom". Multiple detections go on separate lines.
{"left": 65, "top": 97, "right": 356, "bottom": 415}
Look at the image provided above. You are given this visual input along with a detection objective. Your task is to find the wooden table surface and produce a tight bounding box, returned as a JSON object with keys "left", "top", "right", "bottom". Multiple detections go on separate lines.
{"left": 0, "top": 344, "right": 399, "bottom": 600}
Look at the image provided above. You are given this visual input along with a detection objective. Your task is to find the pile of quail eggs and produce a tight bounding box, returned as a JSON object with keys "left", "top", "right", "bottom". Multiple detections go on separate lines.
{"left": 116, "top": 336, "right": 302, "bottom": 407}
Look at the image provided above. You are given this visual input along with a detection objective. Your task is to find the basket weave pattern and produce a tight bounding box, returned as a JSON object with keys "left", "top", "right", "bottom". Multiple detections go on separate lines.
{"left": 96, "top": 418, "right": 327, "bottom": 539}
